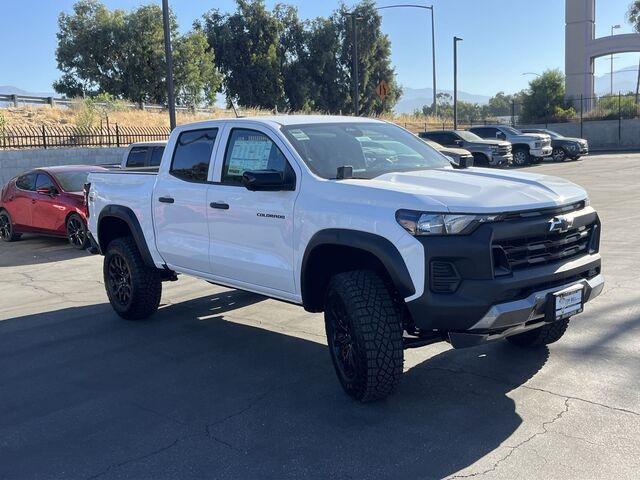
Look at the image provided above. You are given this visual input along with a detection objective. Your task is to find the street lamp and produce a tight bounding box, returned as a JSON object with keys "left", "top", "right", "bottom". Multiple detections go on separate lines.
{"left": 376, "top": 4, "right": 437, "bottom": 115}
{"left": 162, "top": 0, "right": 176, "bottom": 130}
{"left": 453, "top": 36, "right": 463, "bottom": 130}
{"left": 610, "top": 24, "right": 621, "bottom": 96}
{"left": 522, "top": 72, "right": 541, "bottom": 77}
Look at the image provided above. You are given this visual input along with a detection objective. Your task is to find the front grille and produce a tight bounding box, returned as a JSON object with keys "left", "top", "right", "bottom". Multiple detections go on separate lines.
{"left": 497, "top": 145, "right": 511, "bottom": 155}
{"left": 494, "top": 224, "right": 596, "bottom": 270}
{"left": 543, "top": 139, "right": 551, "bottom": 147}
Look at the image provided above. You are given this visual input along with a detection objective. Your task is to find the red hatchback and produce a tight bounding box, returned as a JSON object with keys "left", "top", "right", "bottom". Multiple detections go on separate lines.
{"left": 0, "top": 165, "right": 107, "bottom": 249}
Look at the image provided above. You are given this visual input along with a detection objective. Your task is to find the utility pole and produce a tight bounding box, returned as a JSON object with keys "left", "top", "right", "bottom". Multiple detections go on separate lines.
{"left": 610, "top": 24, "right": 621, "bottom": 97}
{"left": 351, "top": 14, "right": 360, "bottom": 116}
{"left": 162, "top": 0, "right": 176, "bottom": 130}
{"left": 376, "top": 5, "right": 437, "bottom": 116}
{"left": 453, "top": 36, "right": 463, "bottom": 130}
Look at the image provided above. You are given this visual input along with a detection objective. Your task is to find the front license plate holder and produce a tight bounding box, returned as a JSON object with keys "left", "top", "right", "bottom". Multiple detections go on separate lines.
{"left": 546, "top": 284, "right": 584, "bottom": 322}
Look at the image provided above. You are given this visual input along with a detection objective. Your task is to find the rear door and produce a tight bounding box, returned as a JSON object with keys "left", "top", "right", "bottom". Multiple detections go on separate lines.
{"left": 11, "top": 173, "right": 37, "bottom": 228}
{"left": 153, "top": 128, "right": 219, "bottom": 274}
{"left": 125, "top": 146, "right": 149, "bottom": 168}
{"left": 207, "top": 125, "right": 299, "bottom": 294}
{"left": 31, "top": 173, "right": 64, "bottom": 233}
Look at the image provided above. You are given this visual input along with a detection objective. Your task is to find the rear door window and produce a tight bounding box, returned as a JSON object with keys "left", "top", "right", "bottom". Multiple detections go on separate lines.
{"left": 16, "top": 173, "right": 37, "bottom": 191}
{"left": 170, "top": 128, "right": 218, "bottom": 183}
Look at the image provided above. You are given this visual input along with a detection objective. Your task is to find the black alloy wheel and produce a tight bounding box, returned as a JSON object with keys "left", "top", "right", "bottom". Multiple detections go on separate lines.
{"left": 326, "top": 294, "right": 360, "bottom": 383}
{"left": 107, "top": 253, "right": 133, "bottom": 308}
{"left": 0, "top": 211, "right": 21, "bottom": 242}
{"left": 66, "top": 214, "right": 87, "bottom": 249}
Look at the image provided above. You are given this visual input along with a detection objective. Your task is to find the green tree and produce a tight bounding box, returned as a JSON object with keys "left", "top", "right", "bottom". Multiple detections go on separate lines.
{"left": 55, "top": 1, "right": 220, "bottom": 105}
{"left": 200, "top": 0, "right": 285, "bottom": 109}
{"left": 627, "top": 1, "right": 640, "bottom": 101}
{"left": 174, "top": 30, "right": 221, "bottom": 107}
{"left": 520, "top": 69, "right": 567, "bottom": 123}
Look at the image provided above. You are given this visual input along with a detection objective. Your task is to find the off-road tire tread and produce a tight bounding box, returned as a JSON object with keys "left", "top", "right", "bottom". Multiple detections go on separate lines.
{"left": 104, "top": 236, "right": 161, "bottom": 320}
{"left": 507, "top": 319, "right": 570, "bottom": 348}
{"left": 326, "top": 270, "right": 404, "bottom": 402}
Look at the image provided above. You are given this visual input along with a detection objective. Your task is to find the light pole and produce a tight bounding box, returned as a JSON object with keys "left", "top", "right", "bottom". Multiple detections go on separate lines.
{"left": 162, "top": 0, "right": 176, "bottom": 130}
{"left": 522, "top": 72, "right": 541, "bottom": 77}
{"left": 345, "top": 12, "right": 363, "bottom": 116}
{"left": 453, "top": 36, "right": 462, "bottom": 129}
{"left": 610, "top": 24, "right": 621, "bottom": 96}
{"left": 376, "top": 4, "right": 437, "bottom": 115}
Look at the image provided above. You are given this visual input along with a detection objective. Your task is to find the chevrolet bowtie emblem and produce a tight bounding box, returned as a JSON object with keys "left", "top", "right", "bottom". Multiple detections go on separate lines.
{"left": 549, "top": 215, "right": 573, "bottom": 233}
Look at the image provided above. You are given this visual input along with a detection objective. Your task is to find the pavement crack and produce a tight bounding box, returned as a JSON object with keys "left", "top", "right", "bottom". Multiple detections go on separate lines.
{"left": 447, "top": 399, "right": 570, "bottom": 479}
{"left": 422, "top": 365, "right": 640, "bottom": 417}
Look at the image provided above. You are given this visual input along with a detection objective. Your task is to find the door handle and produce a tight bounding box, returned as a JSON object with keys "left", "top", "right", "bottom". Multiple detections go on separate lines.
{"left": 31, "top": 199, "right": 36, "bottom": 204}
{"left": 210, "top": 202, "right": 229, "bottom": 210}
{"left": 158, "top": 197, "right": 174, "bottom": 204}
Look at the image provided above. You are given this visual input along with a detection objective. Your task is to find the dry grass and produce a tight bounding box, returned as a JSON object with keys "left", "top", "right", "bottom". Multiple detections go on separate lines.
{"left": 0, "top": 104, "right": 445, "bottom": 133}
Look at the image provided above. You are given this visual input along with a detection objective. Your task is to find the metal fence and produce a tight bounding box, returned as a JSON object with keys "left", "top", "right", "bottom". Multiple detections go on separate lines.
{"left": 0, "top": 124, "right": 169, "bottom": 149}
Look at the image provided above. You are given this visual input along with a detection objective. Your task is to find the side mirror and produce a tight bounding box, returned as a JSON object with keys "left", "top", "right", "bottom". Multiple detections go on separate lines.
{"left": 36, "top": 186, "right": 57, "bottom": 196}
{"left": 242, "top": 170, "right": 293, "bottom": 192}
{"left": 496, "top": 132, "right": 506, "bottom": 140}
{"left": 453, "top": 156, "right": 474, "bottom": 169}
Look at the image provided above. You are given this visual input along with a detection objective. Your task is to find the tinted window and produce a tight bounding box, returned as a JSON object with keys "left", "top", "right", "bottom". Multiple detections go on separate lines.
{"left": 222, "top": 129, "right": 289, "bottom": 185}
{"left": 470, "top": 127, "right": 498, "bottom": 139}
{"left": 35, "top": 174, "right": 55, "bottom": 190}
{"left": 52, "top": 171, "right": 93, "bottom": 192}
{"left": 16, "top": 173, "right": 36, "bottom": 191}
{"left": 170, "top": 129, "right": 218, "bottom": 183}
{"left": 150, "top": 146, "right": 164, "bottom": 167}
{"left": 126, "top": 147, "right": 148, "bottom": 168}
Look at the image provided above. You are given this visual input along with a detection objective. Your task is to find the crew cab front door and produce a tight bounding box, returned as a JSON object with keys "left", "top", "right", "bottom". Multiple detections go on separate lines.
{"left": 153, "top": 127, "right": 219, "bottom": 274}
{"left": 207, "top": 126, "right": 298, "bottom": 295}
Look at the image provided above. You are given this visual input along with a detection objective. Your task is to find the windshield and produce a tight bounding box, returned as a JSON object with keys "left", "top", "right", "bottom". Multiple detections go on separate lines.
{"left": 456, "top": 130, "right": 483, "bottom": 142}
{"left": 282, "top": 122, "right": 450, "bottom": 179}
{"left": 52, "top": 171, "right": 93, "bottom": 192}
{"left": 500, "top": 126, "right": 521, "bottom": 135}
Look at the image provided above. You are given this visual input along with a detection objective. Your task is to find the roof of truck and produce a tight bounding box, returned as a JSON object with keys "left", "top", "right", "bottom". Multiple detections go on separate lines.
{"left": 176, "top": 115, "right": 388, "bottom": 131}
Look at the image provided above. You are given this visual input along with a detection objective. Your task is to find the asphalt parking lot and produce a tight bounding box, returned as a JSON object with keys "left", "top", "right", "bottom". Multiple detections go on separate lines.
{"left": 1, "top": 152, "right": 639, "bottom": 479}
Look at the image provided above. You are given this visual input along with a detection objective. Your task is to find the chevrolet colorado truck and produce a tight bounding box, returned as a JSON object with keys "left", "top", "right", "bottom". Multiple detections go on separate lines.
{"left": 87, "top": 116, "right": 603, "bottom": 402}
{"left": 468, "top": 125, "right": 552, "bottom": 166}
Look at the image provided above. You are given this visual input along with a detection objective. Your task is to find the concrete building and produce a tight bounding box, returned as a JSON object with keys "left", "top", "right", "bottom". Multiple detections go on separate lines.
{"left": 565, "top": 0, "right": 640, "bottom": 102}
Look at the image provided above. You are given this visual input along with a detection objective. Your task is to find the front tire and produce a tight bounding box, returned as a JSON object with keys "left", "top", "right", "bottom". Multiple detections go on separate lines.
{"left": 506, "top": 319, "right": 570, "bottom": 348}
{"left": 66, "top": 213, "right": 88, "bottom": 250}
{"left": 551, "top": 147, "right": 567, "bottom": 162}
{"left": 512, "top": 148, "right": 531, "bottom": 167}
{"left": 104, "top": 237, "right": 162, "bottom": 320}
{"left": 0, "top": 211, "right": 21, "bottom": 242}
{"left": 324, "top": 270, "right": 404, "bottom": 402}
{"left": 472, "top": 153, "right": 489, "bottom": 167}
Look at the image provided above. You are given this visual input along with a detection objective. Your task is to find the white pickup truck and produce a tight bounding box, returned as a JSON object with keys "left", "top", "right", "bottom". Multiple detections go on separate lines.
{"left": 87, "top": 116, "right": 603, "bottom": 401}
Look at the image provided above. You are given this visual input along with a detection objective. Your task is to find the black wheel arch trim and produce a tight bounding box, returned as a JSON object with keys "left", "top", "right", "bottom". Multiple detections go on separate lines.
{"left": 301, "top": 229, "right": 416, "bottom": 307}
{"left": 97, "top": 205, "right": 155, "bottom": 267}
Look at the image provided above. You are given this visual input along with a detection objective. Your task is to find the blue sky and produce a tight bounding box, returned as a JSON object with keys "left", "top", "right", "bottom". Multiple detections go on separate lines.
{"left": 1, "top": 0, "right": 638, "bottom": 96}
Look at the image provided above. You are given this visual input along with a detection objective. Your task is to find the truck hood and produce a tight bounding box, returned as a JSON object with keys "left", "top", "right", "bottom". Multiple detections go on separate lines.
{"left": 465, "top": 140, "right": 511, "bottom": 148}
{"left": 513, "top": 133, "right": 550, "bottom": 142}
{"left": 354, "top": 167, "right": 587, "bottom": 213}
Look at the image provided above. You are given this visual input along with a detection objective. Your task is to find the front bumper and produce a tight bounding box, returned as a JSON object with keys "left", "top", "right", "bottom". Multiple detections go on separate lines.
{"left": 531, "top": 146, "right": 553, "bottom": 158}
{"left": 489, "top": 152, "right": 512, "bottom": 166}
{"left": 405, "top": 206, "right": 602, "bottom": 345}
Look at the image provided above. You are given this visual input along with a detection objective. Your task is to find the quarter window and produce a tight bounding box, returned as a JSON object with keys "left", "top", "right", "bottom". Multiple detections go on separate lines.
{"left": 16, "top": 173, "right": 37, "bottom": 191}
{"left": 222, "top": 129, "right": 289, "bottom": 185}
{"left": 170, "top": 128, "right": 218, "bottom": 183}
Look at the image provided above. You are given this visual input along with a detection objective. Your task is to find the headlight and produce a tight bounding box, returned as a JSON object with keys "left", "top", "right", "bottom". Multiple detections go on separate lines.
{"left": 396, "top": 210, "right": 500, "bottom": 235}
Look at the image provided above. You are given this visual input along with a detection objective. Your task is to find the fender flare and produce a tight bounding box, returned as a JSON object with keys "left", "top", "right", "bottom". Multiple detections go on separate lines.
{"left": 97, "top": 205, "right": 155, "bottom": 267}
{"left": 301, "top": 229, "right": 416, "bottom": 303}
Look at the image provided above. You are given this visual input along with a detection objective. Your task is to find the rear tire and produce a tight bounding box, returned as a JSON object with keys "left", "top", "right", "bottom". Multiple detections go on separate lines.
{"left": 512, "top": 148, "right": 530, "bottom": 167}
{"left": 506, "top": 319, "right": 570, "bottom": 348}
{"left": 0, "top": 211, "right": 21, "bottom": 242}
{"left": 104, "top": 237, "right": 161, "bottom": 320}
{"left": 324, "top": 270, "right": 404, "bottom": 402}
{"left": 66, "top": 213, "right": 88, "bottom": 250}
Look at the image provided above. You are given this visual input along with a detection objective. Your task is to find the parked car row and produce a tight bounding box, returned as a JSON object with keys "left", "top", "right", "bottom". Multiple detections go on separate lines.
{"left": 420, "top": 125, "right": 588, "bottom": 168}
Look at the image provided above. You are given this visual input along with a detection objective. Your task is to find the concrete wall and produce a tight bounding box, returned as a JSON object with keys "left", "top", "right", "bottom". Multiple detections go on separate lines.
{"left": 0, "top": 147, "right": 125, "bottom": 185}
{"left": 519, "top": 118, "right": 640, "bottom": 150}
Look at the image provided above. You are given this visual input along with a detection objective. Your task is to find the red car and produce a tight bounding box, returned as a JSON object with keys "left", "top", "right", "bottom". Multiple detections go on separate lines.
{"left": 0, "top": 165, "right": 107, "bottom": 249}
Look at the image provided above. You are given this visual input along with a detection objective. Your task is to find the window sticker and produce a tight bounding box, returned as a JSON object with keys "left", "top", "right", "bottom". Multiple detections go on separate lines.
{"left": 289, "top": 129, "right": 310, "bottom": 141}
{"left": 227, "top": 139, "right": 273, "bottom": 175}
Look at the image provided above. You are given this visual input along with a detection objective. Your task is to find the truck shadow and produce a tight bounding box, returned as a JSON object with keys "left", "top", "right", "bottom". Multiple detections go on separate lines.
{"left": 0, "top": 234, "right": 90, "bottom": 267}
{"left": 0, "top": 289, "right": 548, "bottom": 479}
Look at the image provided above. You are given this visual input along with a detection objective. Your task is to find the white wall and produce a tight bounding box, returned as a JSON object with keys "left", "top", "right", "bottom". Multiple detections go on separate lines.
{"left": 0, "top": 147, "right": 125, "bottom": 185}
